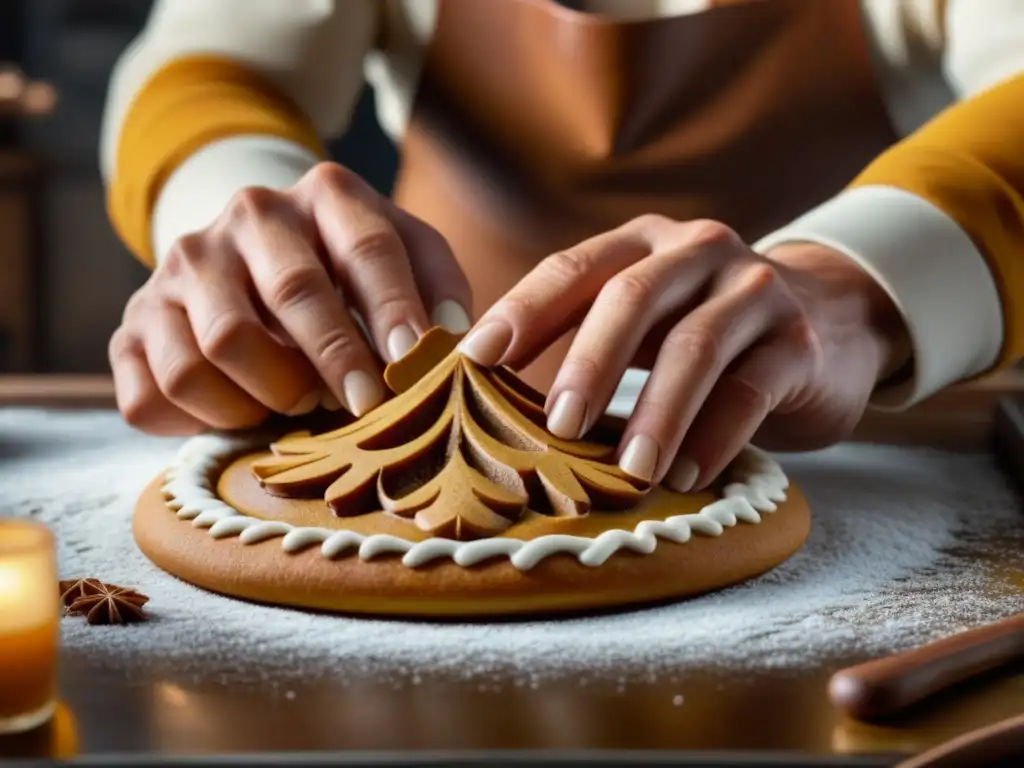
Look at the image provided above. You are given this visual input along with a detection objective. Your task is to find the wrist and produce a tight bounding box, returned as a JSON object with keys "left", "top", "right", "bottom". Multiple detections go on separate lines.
{"left": 152, "top": 136, "right": 318, "bottom": 265}
{"left": 767, "top": 243, "right": 913, "bottom": 386}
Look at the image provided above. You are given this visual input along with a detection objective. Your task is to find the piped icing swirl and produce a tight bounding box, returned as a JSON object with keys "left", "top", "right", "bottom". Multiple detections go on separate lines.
{"left": 160, "top": 434, "right": 790, "bottom": 571}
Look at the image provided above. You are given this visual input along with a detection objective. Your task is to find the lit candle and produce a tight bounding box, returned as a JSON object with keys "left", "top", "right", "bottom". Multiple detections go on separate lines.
{"left": 0, "top": 519, "right": 59, "bottom": 734}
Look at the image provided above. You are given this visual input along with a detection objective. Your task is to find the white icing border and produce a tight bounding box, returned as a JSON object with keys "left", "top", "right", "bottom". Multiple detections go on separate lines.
{"left": 160, "top": 435, "right": 790, "bottom": 571}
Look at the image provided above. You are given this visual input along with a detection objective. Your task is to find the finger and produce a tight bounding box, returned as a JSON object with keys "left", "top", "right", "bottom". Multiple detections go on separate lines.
{"left": 230, "top": 188, "right": 385, "bottom": 416}
{"left": 108, "top": 328, "right": 206, "bottom": 436}
{"left": 142, "top": 304, "right": 269, "bottom": 430}
{"left": 665, "top": 320, "right": 818, "bottom": 491}
{"left": 618, "top": 263, "right": 794, "bottom": 484}
{"left": 300, "top": 164, "right": 432, "bottom": 362}
{"left": 544, "top": 248, "right": 716, "bottom": 441}
{"left": 389, "top": 206, "right": 474, "bottom": 334}
{"left": 458, "top": 222, "right": 655, "bottom": 367}
{"left": 170, "top": 241, "right": 322, "bottom": 416}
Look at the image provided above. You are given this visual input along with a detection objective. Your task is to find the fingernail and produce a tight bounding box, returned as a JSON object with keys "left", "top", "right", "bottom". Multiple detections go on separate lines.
{"left": 321, "top": 391, "right": 343, "bottom": 411}
{"left": 386, "top": 324, "right": 419, "bottom": 362}
{"left": 664, "top": 455, "right": 700, "bottom": 493}
{"left": 431, "top": 300, "right": 471, "bottom": 334}
{"left": 285, "top": 390, "right": 321, "bottom": 417}
{"left": 547, "top": 391, "right": 588, "bottom": 440}
{"left": 618, "top": 435, "right": 659, "bottom": 482}
{"left": 458, "top": 321, "right": 513, "bottom": 366}
{"left": 343, "top": 370, "right": 384, "bottom": 417}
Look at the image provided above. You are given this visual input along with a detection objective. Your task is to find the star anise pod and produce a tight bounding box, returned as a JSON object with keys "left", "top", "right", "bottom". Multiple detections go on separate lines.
{"left": 59, "top": 577, "right": 99, "bottom": 610}
{"left": 60, "top": 578, "right": 149, "bottom": 625}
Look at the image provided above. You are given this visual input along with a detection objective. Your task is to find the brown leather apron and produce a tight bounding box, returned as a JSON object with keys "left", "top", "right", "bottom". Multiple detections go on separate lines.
{"left": 392, "top": 0, "right": 899, "bottom": 391}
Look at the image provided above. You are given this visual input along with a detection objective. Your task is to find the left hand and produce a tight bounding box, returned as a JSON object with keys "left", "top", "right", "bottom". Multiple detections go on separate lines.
{"left": 457, "top": 215, "right": 911, "bottom": 491}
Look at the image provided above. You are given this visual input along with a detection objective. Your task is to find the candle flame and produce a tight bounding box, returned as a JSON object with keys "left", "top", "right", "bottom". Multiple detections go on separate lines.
{"left": 0, "top": 564, "right": 25, "bottom": 600}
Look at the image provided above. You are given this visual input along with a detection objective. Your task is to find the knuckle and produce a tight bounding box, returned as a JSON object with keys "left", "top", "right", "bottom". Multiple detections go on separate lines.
{"left": 542, "top": 249, "right": 592, "bottom": 285}
{"left": 121, "top": 289, "right": 151, "bottom": 324}
{"left": 601, "top": 271, "right": 656, "bottom": 311}
{"left": 306, "top": 162, "right": 358, "bottom": 194}
{"left": 119, "top": 396, "right": 153, "bottom": 430}
{"left": 788, "top": 315, "right": 822, "bottom": 362}
{"left": 163, "top": 232, "right": 208, "bottom": 277}
{"left": 629, "top": 213, "right": 675, "bottom": 234}
{"left": 563, "top": 353, "right": 603, "bottom": 385}
{"left": 227, "top": 186, "right": 279, "bottom": 220}
{"left": 725, "top": 373, "right": 772, "bottom": 412}
{"left": 496, "top": 294, "right": 536, "bottom": 325}
{"left": 196, "top": 313, "right": 254, "bottom": 362}
{"left": 107, "top": 327, "right": 137, "bottom": 363}
{"left": 740, "top": 262, "right": 782, "bottom": 298}
{"left": 664, "top": 327, "right": 722, "bottom": 370}
{"left": 345, "top": 227, "right": 404, "bottom": 266}
{"left": 265, "top": 265, "right": 326, "bottom": 311}
{"left": 686, "top": 219, "right": 739, "bottom": 248}
{"left": 369, "top": 290, "right": 417, "bottom": 321}
{"left": 311, "top": 327, "right": 364, "bottom": 367}
{"left": 158, "top": 356, "right": 207, "bottom": 402}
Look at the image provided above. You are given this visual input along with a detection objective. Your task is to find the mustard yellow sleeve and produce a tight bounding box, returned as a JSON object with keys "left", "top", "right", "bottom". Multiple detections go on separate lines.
{"left": 106, "top": 55, "right": 326, "bottom": 267}
{"left": 101, "top": 0, "right": 377, "bottom": 266}
{"left": 849, "top": 73, "right": 1024, "bottom": 369}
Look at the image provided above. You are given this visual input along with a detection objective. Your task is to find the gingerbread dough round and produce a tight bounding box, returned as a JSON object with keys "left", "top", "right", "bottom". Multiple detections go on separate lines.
{"left": 134, "top": 329, "right": 810, "bottom": 618}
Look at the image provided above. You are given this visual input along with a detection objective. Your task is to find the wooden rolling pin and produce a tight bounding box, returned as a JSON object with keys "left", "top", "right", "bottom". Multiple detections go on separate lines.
{"left": 828, "top": 612, "right": 1024, "bottom": 721}
{"left": 895, "top": 712, "right": 1024, "bottom": 768}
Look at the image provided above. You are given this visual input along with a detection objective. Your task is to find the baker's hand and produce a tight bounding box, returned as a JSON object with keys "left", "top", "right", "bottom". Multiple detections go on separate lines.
{"left": 110, "top": 162, "right": 472, "bottom": 435}
{"left": 458, "top": 215, "right": 911, "bottom": 491}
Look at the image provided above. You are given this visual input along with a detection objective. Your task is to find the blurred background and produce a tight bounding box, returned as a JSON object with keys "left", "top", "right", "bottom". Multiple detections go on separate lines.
{"left": 0, "top": 0, "right": 398, "bottom": 375}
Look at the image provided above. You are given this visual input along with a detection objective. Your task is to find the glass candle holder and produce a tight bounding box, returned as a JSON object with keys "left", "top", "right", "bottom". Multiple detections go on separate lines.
{"left": 0, "top": 519, "right": 59, "bottom": 734}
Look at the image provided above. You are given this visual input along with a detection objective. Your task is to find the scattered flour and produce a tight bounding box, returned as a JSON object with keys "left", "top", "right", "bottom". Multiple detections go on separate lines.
{"left": 1, "top": 408, "right": 1021, "bottom": 685}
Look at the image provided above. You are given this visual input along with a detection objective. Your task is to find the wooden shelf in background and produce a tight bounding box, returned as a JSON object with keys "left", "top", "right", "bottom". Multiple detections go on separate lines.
{"left": 0, "top": 369, "right": 1021, "bottom": 450}
{"left": 0, "top": 150, "right": 43, "bottom": 373}
{"left": 0, "top": 374, "right": 115, "bottom": 409}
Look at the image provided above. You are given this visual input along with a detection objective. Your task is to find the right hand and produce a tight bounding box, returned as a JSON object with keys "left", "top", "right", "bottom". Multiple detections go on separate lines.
{"left": 109, "top": 162, "right": 473, "bottom": 435}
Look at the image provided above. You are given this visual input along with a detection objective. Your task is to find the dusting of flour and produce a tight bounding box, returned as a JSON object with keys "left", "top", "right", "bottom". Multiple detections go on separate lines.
{"left": 1, "top": 408, "right": 1021, "bottom": 685}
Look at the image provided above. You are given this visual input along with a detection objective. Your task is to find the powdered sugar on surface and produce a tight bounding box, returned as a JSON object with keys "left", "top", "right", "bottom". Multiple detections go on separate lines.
{"left": 1, "top": 408, "right": 1021, "bottom": 685}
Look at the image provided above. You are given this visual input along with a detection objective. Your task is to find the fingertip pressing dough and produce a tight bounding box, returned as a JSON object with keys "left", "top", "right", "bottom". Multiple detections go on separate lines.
{"left": 133, "top": 328, "right": 811, "bottom": 617}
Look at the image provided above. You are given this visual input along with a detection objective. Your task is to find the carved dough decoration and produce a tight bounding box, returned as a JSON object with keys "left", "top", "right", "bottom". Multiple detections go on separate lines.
{"left": 134, "top": 327, "right": 810, "bottom": 616}
{"left": 251, "top": 329, "right": 649, "bottom": 541}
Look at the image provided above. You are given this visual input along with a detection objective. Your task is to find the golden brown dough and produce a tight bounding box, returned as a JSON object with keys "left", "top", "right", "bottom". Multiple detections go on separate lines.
{"left": 133, "top": 329, "right": 811, "bottom": 617}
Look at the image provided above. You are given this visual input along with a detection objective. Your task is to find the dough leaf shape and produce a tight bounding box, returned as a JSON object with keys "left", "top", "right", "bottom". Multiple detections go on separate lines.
{"left": 251, "top": 329, "right": 650, "bottom": 540}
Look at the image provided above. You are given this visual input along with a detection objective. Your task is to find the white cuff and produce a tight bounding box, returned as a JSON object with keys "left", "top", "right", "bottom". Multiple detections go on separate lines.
{"left": 756, "top": 186, "right": 1004, "bottom": 410}
{"left": 152, "top": 135, "right": 320, "bottom": 263}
